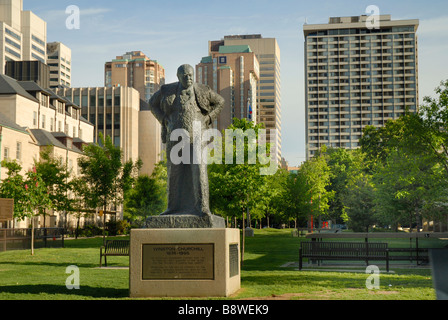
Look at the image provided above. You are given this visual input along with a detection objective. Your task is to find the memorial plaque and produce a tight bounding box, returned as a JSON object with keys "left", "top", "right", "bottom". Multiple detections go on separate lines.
{"left": 229, "top": 244, "right": 239, "bottom": 278}
{"left": 0, "top": 199, "right": 13, "bottom": 221}
{"left": 142, "top": 244, "right": 214, "bottom": 280}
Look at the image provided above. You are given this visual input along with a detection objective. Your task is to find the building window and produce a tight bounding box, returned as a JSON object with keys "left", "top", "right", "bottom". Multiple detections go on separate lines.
{"left": 16, "top": 142, "right": 22, "bottom": 161}
{"left": 41, "top": 115, "right": 46, "bottom": 129}
{"left": 32, "top": 35, "right": 45, "bottom": 47}
{"left": 5, "top": 28, "right": 21, "bottom": 41}
{"left": 3, "top": 147, "right": 10, "bottom": 161}
{"left": 33, "top": 112, "right": 37, "bottom": 126}
{"left": 5, "top": 47, "right": 21, "bottom": 58}
{"left": 32, "top": 44, "right": 45, "bottom": 56}
{"left": 5, "top": 37, "right": 21, "bottom": 50}
{"left": 32, "top": 53, "right": 45, "bottom": 63}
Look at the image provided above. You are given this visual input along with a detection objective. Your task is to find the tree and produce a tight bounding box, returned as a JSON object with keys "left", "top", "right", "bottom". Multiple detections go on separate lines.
{"left": 0, "top": 160, "right": 26, "bottom": 222}
{"left": 208, "top": 118, "right": 274, "bottom": 265}
{"left": 34, "top": 147, "right": 72, "bottom": 230}
{"left": 300, "top": 146, "right": 334, "bottom": 230}
{"left": 283, "top": 168, "right": 311, "bottom": 230}
{"left": 0, "top": 160, "right": 51, "bottom": 255}
{"left": 414, "top": 80, "right": 448, "bottom": 177}
{"left": 78, "top": 133, "right": 141, "bottom": 245}
{"left": 70, "top": 177, "right": 90, "bottom": 239}
{"left": 326, "top": 148, "right": 363, "bottom": 224}
{"left": 124, "top": 175, "right": 166, "bottom": 226}
{"left": 22, "top": 166, "right": 52, "bottom": 255}
{"left": 258, "top": 168, "right": 289, "bottom": 228}
{"left": 373, "top": 148, "right": 444, "bottom": 231}
{"left": 209, "top": 119, "right": 272, "bottom": 226}
{"left": 360, "top": 100, "right": 448, "bottom": 231}
{"left": 343, "top": 162, "right": 376, "bottom": 232}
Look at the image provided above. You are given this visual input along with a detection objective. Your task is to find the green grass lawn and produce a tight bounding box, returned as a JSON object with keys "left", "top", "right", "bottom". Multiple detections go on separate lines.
{"left": 0, "top": 229, "right": 443, "bottom": 300}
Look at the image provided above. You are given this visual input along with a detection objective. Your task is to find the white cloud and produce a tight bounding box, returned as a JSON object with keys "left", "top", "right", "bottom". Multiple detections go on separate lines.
{"left": 39, "top": 7, "right": 112, "bottom": 23}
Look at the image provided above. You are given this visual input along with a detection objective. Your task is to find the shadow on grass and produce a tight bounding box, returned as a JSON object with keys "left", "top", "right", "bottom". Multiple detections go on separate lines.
{"left": 0, "top": 284, "right": 129, "bottom": 299}
{"left": 0, "top": 261, "right": 101, "bottom": 268}
{"left": 241, "top": 269, "right": 433, "bottom": 291}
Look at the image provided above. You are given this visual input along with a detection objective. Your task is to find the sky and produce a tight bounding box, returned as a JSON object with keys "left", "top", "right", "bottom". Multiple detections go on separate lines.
{"left": 26, "top": 0, "right": 448, "bottom": 166}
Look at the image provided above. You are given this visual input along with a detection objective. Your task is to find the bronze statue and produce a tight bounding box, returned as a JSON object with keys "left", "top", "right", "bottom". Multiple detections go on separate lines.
{"left": 147, "top": 64, "right": 225, "bottom": 228}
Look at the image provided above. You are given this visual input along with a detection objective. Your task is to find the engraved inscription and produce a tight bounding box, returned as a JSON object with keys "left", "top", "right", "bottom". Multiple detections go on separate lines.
{"left": 229, "top": 244, "right": 239, "bottom": 278}
{"left": 142, "top": 244, "right": 214, "bottom": 280}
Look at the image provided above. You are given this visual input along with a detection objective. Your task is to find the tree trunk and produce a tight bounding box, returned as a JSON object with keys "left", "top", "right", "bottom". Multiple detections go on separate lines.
{"left": 103, "top": 204, "right": 107, "bottom": 246}
{"left": 31, "top": 216, "right": 35, "bottom": 256}
{"left": 241, "top": 208, "right": 245, "bottom": 269}
{"left": 76, "top": 213, "right": 80, "bottom": 240}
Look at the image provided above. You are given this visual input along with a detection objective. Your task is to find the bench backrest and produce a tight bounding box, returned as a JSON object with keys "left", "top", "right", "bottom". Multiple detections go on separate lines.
{"left": 104, "top": 240, "right": 130, "bottom": 254}
{"left": 301, "top": 241, "right": 388, "bottom": 257}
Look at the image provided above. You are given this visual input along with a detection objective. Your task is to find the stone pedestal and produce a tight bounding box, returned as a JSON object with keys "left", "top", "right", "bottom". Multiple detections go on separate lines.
{"left": 129, "top": 228, "right": 240, "bottom": 298}
{"left": 146, "top": 214, "right": 225, "bottom": 229}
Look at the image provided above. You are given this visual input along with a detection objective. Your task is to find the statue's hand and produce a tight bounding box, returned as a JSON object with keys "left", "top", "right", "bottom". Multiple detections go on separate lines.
{"left": 204, "top": 115, "right": 212, "bottom": 127}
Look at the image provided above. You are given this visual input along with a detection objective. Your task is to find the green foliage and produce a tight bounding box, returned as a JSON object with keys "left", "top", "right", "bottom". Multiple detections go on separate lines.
{"left": 77, "top": 133, "right": 141, "bottom": 212}
{"left": 77, "top": 133, "right": 124, "bottom": 210}
{"left": 77, "top": 224, "right": 104, "bottom": 237}
{"left": 123, "top": 157, "right": 167, "bottom": 226}
{"left": 105, "top": 220, "right": 130, "bottom": 236}
{"left": 283, "top": 168, "right": 310, "bottom": 227}
{"left": 209, "top": 118, "right": 274, "bottom": 224}
{"left": 299, "top": 146, "right": 334, "bottom": 224}
{"left": 0, "top": 159, "right": 26, "bottom": 217}
{"left": 34, "top": 147, "right": 73, "bottom": 225}
{"left": 0, "top": 159, "right": 51, "bottom": 223}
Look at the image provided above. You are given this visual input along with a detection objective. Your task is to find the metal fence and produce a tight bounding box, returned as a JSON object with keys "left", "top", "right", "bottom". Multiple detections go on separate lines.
{"left": 0, "top": 228, "right": 64, "bottom": 252}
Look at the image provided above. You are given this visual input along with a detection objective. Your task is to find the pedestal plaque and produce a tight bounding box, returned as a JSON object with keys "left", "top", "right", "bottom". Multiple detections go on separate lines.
{"left": 130, "top": 228, "right": 240, "bottom": 298}
{"left": 142, "top": 244, "right": 214, "bottom": 280}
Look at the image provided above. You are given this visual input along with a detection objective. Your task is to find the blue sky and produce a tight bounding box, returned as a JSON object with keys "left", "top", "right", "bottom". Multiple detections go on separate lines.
{"left": 28, "top": 0, "right": 448, "bottom": 166}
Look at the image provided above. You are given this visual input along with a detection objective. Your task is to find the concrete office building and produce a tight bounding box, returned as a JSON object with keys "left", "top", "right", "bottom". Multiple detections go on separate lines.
{"left": 104, "top": 51, "right": 165, "bottom": 174}
{"left": 196, "top": 45, "right": 259, "bottom": 131}
{"left": 47, "top": 42, "right": 72, "bottom": 88}
{"left": 57, "top": 86, "right": 141, "bottom": 165}
{"left": 303, "top": 15, "right": 419, "bottom": 159}
{"left": 105, "top": 51, "right": 165, "bottom": 102}
{"left": 209, "top": 35, "right": 282, "bottom": 163}
{"left": 0, "top": 0, "right": 47, "bottom": 73}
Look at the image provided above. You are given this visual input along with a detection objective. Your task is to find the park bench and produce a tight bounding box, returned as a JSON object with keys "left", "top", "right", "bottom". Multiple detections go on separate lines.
{"left": 299, "top": 241, "right": 390, "bottom": 272}
{"left": 387, "top": 247, "right": 429, "bottom": 264}
{"left": 100, "top": 240, "right": 130, "bottom": 267}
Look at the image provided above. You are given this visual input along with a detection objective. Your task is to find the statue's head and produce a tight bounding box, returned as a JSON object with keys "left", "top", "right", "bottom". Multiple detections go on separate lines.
{"left": 177, "top": 64, "right": 194, "bottom": 89}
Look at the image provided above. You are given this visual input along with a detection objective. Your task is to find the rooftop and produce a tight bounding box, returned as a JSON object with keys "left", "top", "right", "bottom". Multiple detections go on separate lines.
{"left": 0, "top": 74, "right": 38, "bottom": 102}
{"left": 218, "top": 45, "right": 252, "bottom": 54}
{"left": 303, "top": 14, "right": 419, "bottom": 34}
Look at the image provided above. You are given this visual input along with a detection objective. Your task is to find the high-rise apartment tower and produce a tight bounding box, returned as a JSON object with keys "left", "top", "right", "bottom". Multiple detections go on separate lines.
{"left": 196, "top": 44, "right": 259, "bottom": 131}
{"left": 209, "top": 35, "right": 282, "bottom": 163}
{"left": 303, "top": 15, "right": 419, "bottom": 159}
{"left": 104, "top": 51, "right": 166, "bottom": 174}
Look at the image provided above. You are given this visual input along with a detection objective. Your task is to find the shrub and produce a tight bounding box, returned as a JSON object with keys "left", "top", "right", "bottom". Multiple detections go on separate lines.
{"left": 106, "top": 220, "right": 130, "bottom": 236}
